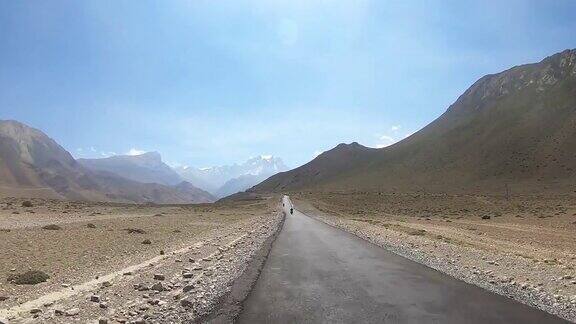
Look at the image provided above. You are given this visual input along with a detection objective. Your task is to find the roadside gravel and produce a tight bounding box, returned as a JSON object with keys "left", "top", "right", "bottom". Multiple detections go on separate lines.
{"left": 0, "top": 199, "right": 284, "bottom": 324}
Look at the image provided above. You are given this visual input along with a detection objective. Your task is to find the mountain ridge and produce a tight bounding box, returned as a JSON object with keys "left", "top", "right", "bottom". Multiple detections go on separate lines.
{"left": 176, "top": 155, "right": 289, "bottom": 197}
{"left": 0, "top": 120, "right": 215, "bottom": 203}
{"left": 251, "top": 49, "right": 576, "bottom": 194}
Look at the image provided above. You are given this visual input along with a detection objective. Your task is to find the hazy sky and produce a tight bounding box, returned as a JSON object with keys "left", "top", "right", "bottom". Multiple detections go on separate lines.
{"left": 1, "top": 1, "right": 575, "bottom": 168}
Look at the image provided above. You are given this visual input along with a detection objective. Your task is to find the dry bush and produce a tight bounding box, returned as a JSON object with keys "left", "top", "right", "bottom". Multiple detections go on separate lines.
{"left": 7, "top": 270, "right": 50, "bottom": 285}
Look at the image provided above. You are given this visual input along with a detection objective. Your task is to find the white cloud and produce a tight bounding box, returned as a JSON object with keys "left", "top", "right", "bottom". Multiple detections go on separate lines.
{"left": 100, "top": 151, "right": 116, "bottom": 158}
{"left": 375, "top": 134, "right": 397, "bottom": 148}
{"left": 390, "top": 125, "right": 401, "bottom": 132}
{"left": 126, "top": 148, "right": 146, "bottom": 156}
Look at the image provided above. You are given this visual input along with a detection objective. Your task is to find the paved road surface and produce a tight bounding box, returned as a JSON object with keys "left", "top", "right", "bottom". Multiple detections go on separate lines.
{"left": 237, "top": 196, "right": 566, "bottom": 324}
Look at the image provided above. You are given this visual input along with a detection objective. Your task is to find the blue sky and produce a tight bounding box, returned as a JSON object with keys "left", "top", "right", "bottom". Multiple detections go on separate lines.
{"left": 1, "top": 1, "right": 575, "bottom": 168}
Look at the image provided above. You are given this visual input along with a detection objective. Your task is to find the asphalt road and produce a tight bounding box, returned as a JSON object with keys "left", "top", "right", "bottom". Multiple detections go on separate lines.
{"left": 237, "top": 196, "right": 567, "bottom": 324}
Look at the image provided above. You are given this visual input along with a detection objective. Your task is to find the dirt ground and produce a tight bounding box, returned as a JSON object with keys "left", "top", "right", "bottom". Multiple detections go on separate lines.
{"left": 292, "top": 191, "right": 576, "bottom": 322}
{"left": 0, "top": 196, "right": 283, "bottom": 323}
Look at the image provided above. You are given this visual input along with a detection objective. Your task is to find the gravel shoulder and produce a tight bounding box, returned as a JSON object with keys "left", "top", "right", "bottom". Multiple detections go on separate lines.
{"left": 292, "top": 192, "right": 576, "bottom": 323}
{"left": 0, "top": 196, "right": 284, "bottom": 323}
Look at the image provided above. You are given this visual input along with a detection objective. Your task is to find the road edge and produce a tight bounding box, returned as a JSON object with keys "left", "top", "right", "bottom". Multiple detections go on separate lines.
{"left": 200, "top": 209, "right": 287, "bottom": 323}
{"left": 292, "top": 199, "right": 575, "bottom": 323}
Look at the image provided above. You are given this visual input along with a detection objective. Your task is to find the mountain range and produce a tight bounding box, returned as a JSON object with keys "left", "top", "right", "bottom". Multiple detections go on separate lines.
{"left": 0, "top": 120, "right": 215, "bottom": 204}
{"left": 175, "top": 156, "right": 288, "bottom": 197}
{"left": 79, "top": 152, "right": 183, "bottom": 186}
{"left": 252, "top": 49, "right": 576, "bottom": 194}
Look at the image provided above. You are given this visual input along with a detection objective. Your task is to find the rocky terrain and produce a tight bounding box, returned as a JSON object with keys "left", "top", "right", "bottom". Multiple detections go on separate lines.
{"left": 292, "top": 192, "right": 576, "bottom": 322}
{"left": 0, "top": 196, "right": 283, "bottom": 323}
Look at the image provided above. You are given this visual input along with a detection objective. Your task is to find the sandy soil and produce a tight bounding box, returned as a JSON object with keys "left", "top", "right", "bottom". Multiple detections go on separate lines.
{"left": 0, "top": 196, "right": 284, "bottom": 323}
{"left": 292, "top": 191, "right": 576, "bottom": 322}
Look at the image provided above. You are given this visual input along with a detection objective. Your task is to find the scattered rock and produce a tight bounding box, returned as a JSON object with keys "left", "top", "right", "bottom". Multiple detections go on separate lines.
{"left": 134, "top": 283, "right": 149, "bottom": 291}
{"left": 22, "top": 201, "right": 33, "bottom": 208}
{"left": 90, "top": 295, "right": 101, "bottom": 303}
{"left": 142, "top": 239, "right": 152, "bottom": 245}
{"left": 183, "top": 284, "right": 194, "bottom": 293}
{"left": 99, "top": 302, "right": 108, "bottom": 309}
{"left": 182, "top": 272, "right": 194, "bottom": 279}
{"left": 0, "top": 296, "right": 8, "bottom": 302}
{"left": 101, "top": 281, "right": 112, "bottom": 288}
{"left": 481, "top": 215, "right": 491, "bottom": 220}
{"left": 99, "top": 319, "right": 108, "bottom": 324}
{"left": 65, "top": 308, "right": 80, "bottom": 316}
{"left": 87, "top": 223, "right": 97, "bottom": 229}
{"left": 151, "top": 282, "right": 166, "bottom": 292}
{"left": 180, "top": 298, "right": 194, "bottom": 308}
{"left": 153, "top": 273, "right": 165, "bottom": 281}
{"left": 30, "top": 308, "right": 42, "bottom": 314}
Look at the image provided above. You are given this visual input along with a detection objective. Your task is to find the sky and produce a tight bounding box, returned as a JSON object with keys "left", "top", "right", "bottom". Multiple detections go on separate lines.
{"left": 1, "top": 0, "right": 576, "bottom": 168}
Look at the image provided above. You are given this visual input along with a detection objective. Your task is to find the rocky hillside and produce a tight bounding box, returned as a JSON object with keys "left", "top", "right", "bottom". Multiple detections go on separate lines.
{"left": 79, "top": 152, "right": 183, "bottom": 186}
{"left": 0, "top": 120, "right": 215, "bottom": 203}
{"left": 252, "top": 49, "right": 576, "bottom": 194}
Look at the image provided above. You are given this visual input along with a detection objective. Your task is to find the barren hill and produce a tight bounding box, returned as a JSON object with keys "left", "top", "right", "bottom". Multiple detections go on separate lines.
{"left": 79, "top": 152, "right": 183, "bottom": 186}
{"left": 0, "top": 120, "right": 215, "bottom": 203}
{"left": 252, "top": 49, "right": 576, "bottom": 194}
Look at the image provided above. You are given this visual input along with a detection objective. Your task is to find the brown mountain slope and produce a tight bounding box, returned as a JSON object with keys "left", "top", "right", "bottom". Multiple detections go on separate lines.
{"left": 0, "top": 120, "right": 103, "bottom": 200}
{"left": 0, "top": 120, "right": 215, "bottom": 203}
{"left": 252, "top": 49, "right": 576, "bottom": 194}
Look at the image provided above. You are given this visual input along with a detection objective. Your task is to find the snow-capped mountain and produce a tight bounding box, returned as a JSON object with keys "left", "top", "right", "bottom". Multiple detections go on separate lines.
{"left": 175, "top": 156, "right": 288, "bottom": 197}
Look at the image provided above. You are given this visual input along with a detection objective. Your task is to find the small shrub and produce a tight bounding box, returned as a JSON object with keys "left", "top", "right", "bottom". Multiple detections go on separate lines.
{"left": 124, "top": 228, "right": 146, "bottom": 234}
{"left": 408, "top": 229, "right": 427, "bottom": 236}
{"left": 21, "top": 201, "right": 33, "bottom": 208}
{"left": 7, "top": 270, "right": 50, "bottom": 285}
{"left": 142, "top": 239, "right": 152, "bottom": 245}
{"left": 42, "top": 224, "right": 62, "bottom": 230}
